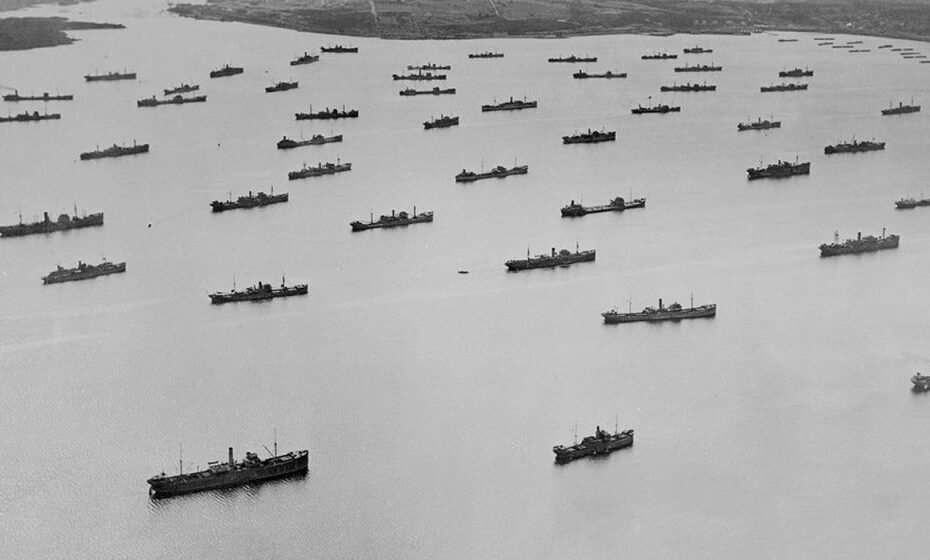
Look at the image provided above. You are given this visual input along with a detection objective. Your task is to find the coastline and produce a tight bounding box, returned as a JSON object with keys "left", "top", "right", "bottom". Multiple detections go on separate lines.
{"left": 0, "top": 17, "right": 124, "bottom": 51}
{"left": 167, "top": 0, "right": 930, "bottom": 43}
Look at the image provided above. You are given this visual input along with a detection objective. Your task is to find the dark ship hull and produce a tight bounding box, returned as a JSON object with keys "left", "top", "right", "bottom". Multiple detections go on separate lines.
{"left": 3, "top": 92, "right": 73, "bottom": 101}
{"left": 399, "top": 87, "right": 456, "bottom": 96}
{"left": 481, "top": 99, "right": 537, "bottom": 112}
{"left": 761, "top": 84, "right": 808, "bottom": 92}
{"left": 674, "top": 66, "right": 722, "bottom": 72}
{"left": 603, "top": 301, "right": 717, "bottom": 323}
{"left": 562, "top": 130, "right": 615, "bottom": 144}
{"left": 148, "top": 449, "right": 308, "bottom": 498}
{"left": 747, "top": 161, "right": 810, "bottom": 180}
{"left": 291, "top": 53, "right": 320, "bottom": 65}
{"left": 277, "top": 135, "right": 342, "bottom": 149}
{"left": 572, "top": 71, "right": 626, "bottom": 79}
{"left": 642, "top": 54, "right": 677, "bottom": 60}
{"left": 321, "top": 46, "right": 357, "bottom": 53}
{"left": 209, "top": 282, "right": 308, "bottom": 304}
{"left": 85, "top": 72, "right": 136, "bottom": 82}
{"left": 0, "top": 112, "right": 61, "bottom": 122}
{"left": 266, "top": 83, "right": 298, "bottom": 93}
{"left": 210, "top": 66, "right": 244, "bottom": 78}
{"left": 288, "top": 162, "right": 352, "bottom": 180}
{"left": 137, "top": 95, "right": 206, "bottom": 107}
{"left": 164, "top": 85, "right": 199, "bottom": 95}
{"left": 660, "top": 83, "right": 716, "bottom": 92}
{"left": 0, "top": 212, "right": 103, "bottom": 237}
{"left": 407, "top": 64, "right": 451, "bottom": 70}
{"left": 351, "top": 210, "right": 433, "bottom": 231}
{"left": 737, "top": 119, "right": 780, "bottom": 131}
{"left": 80, "top": 143, "right": 149, "bottom": 160}
{"left": 505, "top": 248, "right": 595, "bottom": 271}
{"left": 561, "top": 197, "right": 645, "bottom": 217}
{"left": 779, "top": 69, "right": 814, "bottom": 77}
{"left": 881, "top": 103, "right": 920, "bottom": 115}
{"left": 469, "top": 53, "right": 504, "bottom": 58}
{"left": 819, "top": 232, "right": 899, "bottom": 257}
{"left": 553, "top": 428, "right": 634, "bottom": 463}
{"left": 912, "top": 374, "right": 930, "bottom": 392}
{"left": 211, "top": 191, "right": 288, "bottom": 212}
{"left": 424, "top": 116, "right": 459, "bottom": 129}
{"left": 824, "top": 141, "right": 885, "bottom": 154}
{"left": 295, "top": 108, "right": 358, "bottom": 120}
{"left": 895, "top": 197, "right": 930, "bottom": 209}
{"left": 455, "top": 165, "right": 528, "bottom": 182}
{"left": 42, "top": 261, "right": 126, "bottom": 284}
{"left": 631, "top": 105, "right": 680, "bottom": 114}
{"left": 548, "top": 56, "right": 597, "bottom": 63}
{"left": 392, "top": 73, "right": 447, "bottom": 81}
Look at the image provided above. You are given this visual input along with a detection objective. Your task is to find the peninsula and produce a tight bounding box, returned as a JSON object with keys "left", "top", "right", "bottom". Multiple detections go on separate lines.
{"left": 169, "top": 0, "right": 930, "bottom": 42}
{"left": 0, "top": 17, "right": 124, "bottom": 50}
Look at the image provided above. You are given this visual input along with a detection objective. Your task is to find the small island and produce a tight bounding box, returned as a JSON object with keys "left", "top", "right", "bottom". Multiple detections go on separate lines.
{"left": 169, "top": 0, "right": 930, "bottom": 42}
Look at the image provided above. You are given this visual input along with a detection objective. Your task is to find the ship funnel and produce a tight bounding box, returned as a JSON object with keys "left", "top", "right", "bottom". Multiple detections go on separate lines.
{"left": 228, "top": 447, "right": 234, "bottom": 467}
{"left": 44, "top": 211, "right": 49, "bottom": 222}
{"left": 551, "top": 247, "right": 556, "bottom": 257}
{"left": 659, "top": 298, "right": 663, "bottom": 310}
{"left": 857, "top": 232, "right": 861, "bottom": 241}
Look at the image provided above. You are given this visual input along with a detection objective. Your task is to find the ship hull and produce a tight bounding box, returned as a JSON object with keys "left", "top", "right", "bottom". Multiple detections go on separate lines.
{"left": 747, "top": 163, "right": 810, "bottom": 180}
{"left": 819, "top": 237, "right": 899, "bottom": 257}
{"left": 561, "top": 199, "right": 646, "bottom": 217}
{"left": 351, "top": 214, "right": 433, "bottom": 231}
{"left": 209, "top": 285, "right": 308, "bottom": 304}
{"left": 481, "top": 102, "right": 537, "bottom": 112}
{"left": 80, "top": 145, "right": 149, "bottom": 160}
{"left": 211, "top": 194, "right": 288, "bottom": 212}
{"left": 43, "top": 263, "right": 126, "bottom": 284}
{"left": 149, "top": 451, "right": 308, "bottom": 499}
{"left": 0, "top": 213, "right": 104, "bottom": 237}
{"left": 553, "top": 432, "right": 633, "bottom": 463}
{"left": 602, "top": 305, "right": 717, "bottom": 323}
{"left": 455, "top": 166, "right": 528, "bottom": 182}
{"left": 505, "top": 251, "right": 595, "bottom": 271}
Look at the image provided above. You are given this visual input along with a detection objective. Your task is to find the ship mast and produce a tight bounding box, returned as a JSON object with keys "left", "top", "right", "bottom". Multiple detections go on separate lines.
{"left": 274, "top": 428, "right": 277, "bottom": 457}
{"left": 179, "top": 442, "right": 183, "bottom": 475}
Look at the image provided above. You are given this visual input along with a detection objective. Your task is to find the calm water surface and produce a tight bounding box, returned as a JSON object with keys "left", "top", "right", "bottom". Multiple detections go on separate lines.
{"left": 2, "top": 1, "right": 930, "bottom": 558}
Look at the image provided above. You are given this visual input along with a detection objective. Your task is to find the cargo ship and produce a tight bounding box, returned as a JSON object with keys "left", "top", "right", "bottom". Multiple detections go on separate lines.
{"left": 407, "top": 63, "right": 451, "bottom": 71}
{"left": 505, "top": 245, "right": 595, "bottom": 271}
{"left": 481, "top": 97, "right": 537, "bottom": 112}
{"left": 877, "top": 44, "right": 893, "bottom": 49}
{"left": 455, "top": 164, "right": 528, "bottom": 183}
{"left": 209, "top": 64, "right": 244, "bottom": 78}
{"left": 683, "top": 46, "right": 713, "bottom": 54}
{"left": 137, "top": 94, "right": 207, "bottom": 107}
{"left": 660, "top": 82, "right": 716, "bottom": 92}
{"left": 424, "top": 114, "right": 459, "bottom": 129}
{"left": 912, "top": 373, "right": 930, "bottom": 392}
{"left": 823, "top": 138, "right": 885, "bottom": 154}
{"left": 80, "top": 141, "right": 149, "bottom": 160}
{"left": 350, "top": 207, "right": 433, "bottom": 231}
{"left": 210, "top": 189, "right": 288, "bottom": 212}
{"left": 761, "top": 83, "right": 808, "bottom": 92}
{"left": 631, "top": 101, "right": 680, "bottom": 114}
{"left": 163, "top": 84, "right": 198, "bottom": 95}
{"left": 147, "top": 446, "right": 309, "bottom": 498}
{"left": 392, "top": 70, "right": 447, "bottom": 81}
{"left": 674, "top": 63, "right": 722, "bottom": 72}
{"left": 287, "top": 160, "right": 352, "bottom": 180}
{"left": 295, "top": 106, "right": 359, "bottom": 120}
{"left": 737, "top": 117, "right": 781, "bottom": 131}
{"left": 84, "top": 71, "right": 136, "bottom": 82}
{"left": 399, "top": 86, "right": 456, "bottom": 96}
{"left": 209, "top": 278, "right": 308, "bottom": 304}
{"left": 2, "top": 90, "right": 73, "bottom": 101}
{"left": 42, "top": 259, "right": 125, "bottom": 285}
{"left": 819, "top": 229, "right": 899, "bottom": 257}
{"left": 779, "top": 67, "right": 814, "bottom": 77}
{"left": 562, "top": 128, "right": 616, "bottom": 144}
{"left": 642, "top": 52, "right": 677, "bottom": 60}
{"left": 290, "top": 52, "right": 319, "bottom": 65}
{"left": 276, "top": 134, "right": 342, "bottom": 149}
{"left": 572, "top": 70, "right": 626, "bottom": 79}
{"left": 265, "top": 81, "right": 298, "bottom": 93}
{"left": 881, "top": 100, "right": 920, "bottom": 115}
{"left": 548, "top": 55, "right": 597, "bottom": 63}
{"left": 321, "top": 45, "right": 357, "bottom": 53}
{"left": 468, "top": 52, "right": 504, "bottom": 58}
{"left": 553, "top": 425, "right": 633, "bottom": 464}
{"left": 747, "top": 159, "right": 810, "bottom": 180}
{"left": 602, "top": 297, "right": 716, "bottom": 323}
{"left": 0, "top": 210, "right": 103, "bottom": 237}
{"left": 0, "top": 111, "right": 61, "bottom": 122}
{"left": 560, "top": 196, "right": 645, "bottom": 217}
{"left": 895, "top": 196, "right": 930, "bottom": 209}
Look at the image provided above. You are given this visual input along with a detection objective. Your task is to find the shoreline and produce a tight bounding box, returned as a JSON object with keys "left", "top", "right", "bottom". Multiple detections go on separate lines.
{"left": 0, "top": 17, "right": 124, "bottom": 51}
{"left": 167, "top": 1, "right": 930, "bottom": 44}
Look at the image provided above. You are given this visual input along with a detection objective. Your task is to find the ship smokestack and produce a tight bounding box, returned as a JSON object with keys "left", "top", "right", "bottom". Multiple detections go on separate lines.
{"left": 551, "top": 247, "right": 556, "bottom": 257}
{"left": 858, "top": 232, "right": 861, "bottom": 241}
{"left": 571, "top": 200, "right": 575, "bottom": 205}
{"left": 44, "top": 211, "right": 49, "bottom": 222}
{"left": 659, "top": 298, "right": 663, "bottom": 310}
{"left": 228, "top": 447, "right": 234, "bottom": 467}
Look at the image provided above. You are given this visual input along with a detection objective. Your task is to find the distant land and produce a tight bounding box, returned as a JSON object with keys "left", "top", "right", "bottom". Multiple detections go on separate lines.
{"left": 0, "top": 17, "right": 123, "bottom": 50}
{"left": 0, "top": 0, "right": 93, "bottom": 12}
{"left": 168, "top": 0, "right": 930, "bottom": 42}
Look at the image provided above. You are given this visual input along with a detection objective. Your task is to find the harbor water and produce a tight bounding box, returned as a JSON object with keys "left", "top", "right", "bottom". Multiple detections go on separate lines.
{"left": 2, "top": 1, "right": 930, "bottom": 557}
